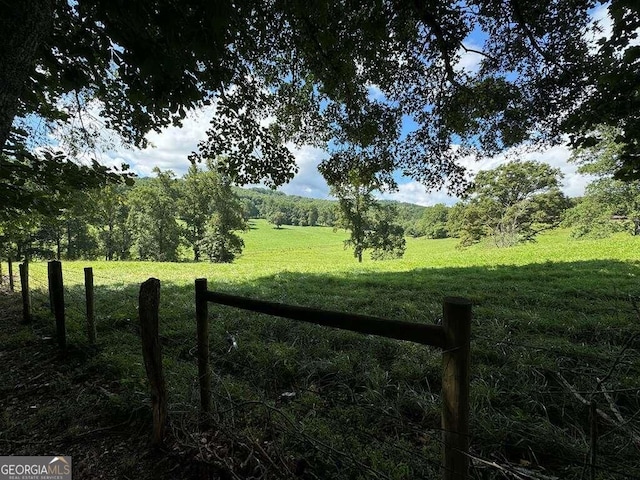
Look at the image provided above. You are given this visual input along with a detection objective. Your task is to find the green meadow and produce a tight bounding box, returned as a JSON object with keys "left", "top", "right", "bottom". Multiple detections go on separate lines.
{"left": 6, "top": 219, "right": 640, "bottom": 479}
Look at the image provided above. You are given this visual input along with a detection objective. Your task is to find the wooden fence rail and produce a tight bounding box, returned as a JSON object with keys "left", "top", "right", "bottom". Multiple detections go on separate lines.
{"left": 195, "top": 277, "right": 472, "bottom": 480}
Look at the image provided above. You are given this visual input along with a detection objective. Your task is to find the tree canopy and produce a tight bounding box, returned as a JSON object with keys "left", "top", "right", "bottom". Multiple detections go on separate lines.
{"left": 321, "top": 156, "right": 406, "bottom": 262}
{"left": 2, "top": 0, "right": 639, "bottom": 204}
{"left": 452, "top": 161, "right": 569, "bottom": 246}
{"left": 565, "top": 126, "right": 640, "bottom": 237}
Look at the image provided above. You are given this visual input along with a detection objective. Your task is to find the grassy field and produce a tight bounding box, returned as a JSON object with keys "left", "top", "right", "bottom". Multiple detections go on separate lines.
{"left": 3, "top": 219, "right": 640, "bottom": 479}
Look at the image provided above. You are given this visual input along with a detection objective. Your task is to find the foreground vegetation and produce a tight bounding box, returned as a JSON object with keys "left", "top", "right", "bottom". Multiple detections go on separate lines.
{"left": 2, "top": 221, "right": 640, "bottom": 479}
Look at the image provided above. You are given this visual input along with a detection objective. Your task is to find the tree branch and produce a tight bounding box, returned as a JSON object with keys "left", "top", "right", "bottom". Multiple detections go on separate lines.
{"left": 458, "top": 43, "right": 498, "bottom": 65}
{"left": 509, "top": 0, "right": 548, "bottom": 58}
{"left": 556, "top": 373, "right": 640, "bottom": 449}
{"left": 509, "top": 0, "right": 563, "bottom": 70}
{"left": 415, "top": 3, "right": 464, "bottom": 88}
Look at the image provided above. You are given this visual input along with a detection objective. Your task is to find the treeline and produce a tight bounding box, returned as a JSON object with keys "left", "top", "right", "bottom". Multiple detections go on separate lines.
{"left": 1, "top": 162, "right": 246, "bottom": 263}
{"left": 407, "top": 155, "right": 640, "bottom": 246}
{"left": 4, "top": 152, "right": 634, "bottom": 263}
{"left": 234, "top": 188, "right": 425, "bottom": 233}
{"left": 0, "top": 163, "right": 426, "bottom": 263}
{"left": 234, "top": 188, "right": 337, "bottom": 228}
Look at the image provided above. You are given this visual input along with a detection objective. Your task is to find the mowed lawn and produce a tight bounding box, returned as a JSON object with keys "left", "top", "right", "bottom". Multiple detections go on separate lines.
{"left": 5, "top": 220, "right": 640, "bottom": 479}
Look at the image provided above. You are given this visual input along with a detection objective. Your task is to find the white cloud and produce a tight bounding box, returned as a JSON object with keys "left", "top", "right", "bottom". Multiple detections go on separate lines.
{"left": 456, "top": 43, "right": 484, "bottom": 74}
{"left": 377, "top": 182, "right": 455, "bottom": 206}
{"left": 587, "top": 4, "right": 639, "bottom": 50}
{"left": 380, "top": 143, "right": 593, "bottom": 206}
{"left": 101, "top": 106, "right": 215, "bottom": 177}
{"left": 278, "top": 145, "right": 331, "bottom": 198}
{"left": 589, "top": 4, "right": 613, "bottom": 45}
{"left": 99, "top": 107, "right": 333, "bottom": 197}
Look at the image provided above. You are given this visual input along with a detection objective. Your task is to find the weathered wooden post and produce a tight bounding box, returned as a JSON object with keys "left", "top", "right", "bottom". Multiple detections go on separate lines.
{"left": 19, "top": 262, "right": 31, "bottom": 323}
{"left": 50, "top": 260, "right": 66, "bottom": 349}
{"left": 47, "top": 261, "right": 55, "bottom": 314}
{"left": 195, "top": 278, "right": 212, "bottom": 418}
{"left": 441, "top": 297, "right": 472, "bottom": 480}
{"left": 84, "top": 267, "right": 96, "bottom": 344}
{"left": 139, "top": 278, "right": 167, "bottom": 446}
{"left": 8, "top": 258, "right": 14, "bottom": 291}
{"left": 0, "top": 260, "right": 3, "bottom": 284}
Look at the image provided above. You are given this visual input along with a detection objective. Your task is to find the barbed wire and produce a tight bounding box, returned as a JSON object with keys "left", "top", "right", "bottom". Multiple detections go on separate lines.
{"left": 205, "top": 390, "right": 441, "bottom": 479}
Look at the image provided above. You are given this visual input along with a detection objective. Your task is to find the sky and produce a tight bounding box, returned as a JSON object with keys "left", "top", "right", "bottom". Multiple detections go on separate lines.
{"left": 100, "top": 109, "right": 589, "bottom": 206}
{"left": 96, "top": 4, "right": 612, "bottom": 207}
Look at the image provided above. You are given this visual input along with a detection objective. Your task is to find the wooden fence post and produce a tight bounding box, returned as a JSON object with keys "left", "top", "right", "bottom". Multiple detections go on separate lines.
{"left": 441, "top": 297, "right": 472, "bottom": 480}
{"left": 8, "top": 258, "right": 14, "bottom": 291}
{"left": 50, "top": 260, "right": 66, "bottom": 349}
{"left": 84, "top": 267, "right": 96, "bottom": 344}
{"left": 19, "top": 262, "right": 31, "bottom": 323}
{"left": 0, "top": 260, "right": 3, "bottom": 284}
{"left": 195, "top": 278, "right": 212, "bottom": 419}
{"left": 139, "top": 278, "right": 167, "bottom": 446}
{"left": 47, "top": 261, "right": 55, "bottom": 314}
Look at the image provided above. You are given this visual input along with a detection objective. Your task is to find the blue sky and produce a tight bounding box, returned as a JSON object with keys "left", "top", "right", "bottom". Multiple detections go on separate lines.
{"left": 88, "top": 4, "right": 613, "bottom": 205}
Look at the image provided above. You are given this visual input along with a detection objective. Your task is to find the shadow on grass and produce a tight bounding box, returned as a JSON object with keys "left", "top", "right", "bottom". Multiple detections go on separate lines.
{"left": 18, "top": 258, "right": 640, "bottom": 479}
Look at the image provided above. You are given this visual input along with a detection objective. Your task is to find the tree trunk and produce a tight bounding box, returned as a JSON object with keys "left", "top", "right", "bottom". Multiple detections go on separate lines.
{"left": 66, "top": 220, "right": 73, "bottom": 259}
{"left": 193, "top": 226, "right": 202, "bottom": 261}
{"left": 0, "top": 0, "right": 53, "bottom": 152}
{"left": 56, "top": 231, "right": 61, "bottom": 260}
{"left": 107, "top": 222, "right": 114, "bottom": 260}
